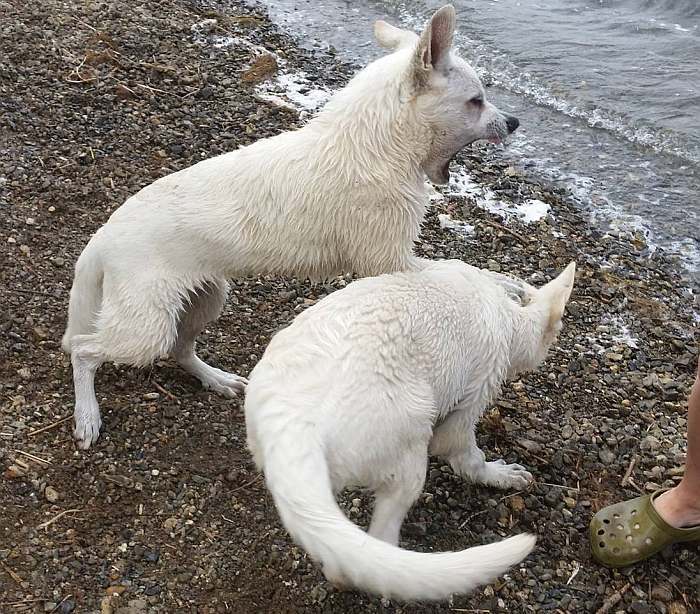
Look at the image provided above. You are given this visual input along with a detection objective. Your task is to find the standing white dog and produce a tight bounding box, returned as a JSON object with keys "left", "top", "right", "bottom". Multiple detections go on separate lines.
{"left": 62, "top": 4, "right": 520, "bottom": 448}
{"left": 245, "top": 259, "right": 576, "bottom": 601}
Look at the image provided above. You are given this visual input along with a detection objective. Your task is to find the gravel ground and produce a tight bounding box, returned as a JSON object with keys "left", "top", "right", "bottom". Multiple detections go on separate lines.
{"left": 1, "top": 1, "right": 698, "bottom": 612}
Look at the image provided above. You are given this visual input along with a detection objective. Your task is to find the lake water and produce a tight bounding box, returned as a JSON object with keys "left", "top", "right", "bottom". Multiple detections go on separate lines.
{"left": 257, "top": 0, "right": 700, "bottom": 281}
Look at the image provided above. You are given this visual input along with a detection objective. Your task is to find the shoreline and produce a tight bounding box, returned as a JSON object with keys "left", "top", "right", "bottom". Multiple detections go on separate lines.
{"left": 0, "top": 1, "right": 697, "bottom": 612}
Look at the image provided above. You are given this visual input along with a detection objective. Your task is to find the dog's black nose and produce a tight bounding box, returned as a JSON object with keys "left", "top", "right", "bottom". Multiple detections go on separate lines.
{"left": 505, "top": 115, "right": 520, "bottom": 133}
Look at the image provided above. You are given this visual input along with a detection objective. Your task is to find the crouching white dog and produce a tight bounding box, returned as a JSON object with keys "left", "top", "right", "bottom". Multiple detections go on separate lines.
{"left": 245, "top": 259, "right": 576, "bottom": 601}
{"left": 62, "top": 4, "right": 520, "bottom": 448}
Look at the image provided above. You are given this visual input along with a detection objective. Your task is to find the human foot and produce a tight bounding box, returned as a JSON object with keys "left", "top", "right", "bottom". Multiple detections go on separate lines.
{"left": 653, "top": 486, "right": 700, "bottom": 529}
{"left": 590, "top": 490, "right": 700, "bottom": 567}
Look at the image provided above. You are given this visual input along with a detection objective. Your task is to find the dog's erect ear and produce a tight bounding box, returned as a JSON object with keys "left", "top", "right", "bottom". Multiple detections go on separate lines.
{"left": 413, "top": 4, "right": 456, "bottom": 85}
{"left": 374, "top": 20, "right": 419, "bottom": 51}
{"left": 534, "top": 261, "right": 576, "bottom": 332}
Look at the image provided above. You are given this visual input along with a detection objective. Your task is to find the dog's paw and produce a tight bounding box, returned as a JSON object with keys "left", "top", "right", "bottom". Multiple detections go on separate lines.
{"left": 482, "top": 459, "right": 533, "bottom": 490}
{"left": 74, "top": 410, "right": 102, "bottom": 450}
{"left": 200, "top": 368, "right": 248, "bottom": 399}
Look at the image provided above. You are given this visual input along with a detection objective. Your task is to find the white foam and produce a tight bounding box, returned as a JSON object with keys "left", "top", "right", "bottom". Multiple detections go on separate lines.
{"left": 607, "top": 315, "right": 639, "bottom": 349}
{"left": 437, "top": 213, "right": 475, "bottom": 237}
{"left": 444, "top": 167, "right": 551, "bottom": 224}
{"left": 515, "top": 199, "right": 550, "bottom": 223}
{"left": 256, "top": 71, "right": 333, "bottom": 117}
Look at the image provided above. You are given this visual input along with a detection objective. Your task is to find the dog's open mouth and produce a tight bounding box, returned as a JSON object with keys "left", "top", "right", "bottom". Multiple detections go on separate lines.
{"left": 440, "top": 159, "right": 451, "bottom": 183}
{"left": 488, "top": 135, "right": 504, "bottom": 145}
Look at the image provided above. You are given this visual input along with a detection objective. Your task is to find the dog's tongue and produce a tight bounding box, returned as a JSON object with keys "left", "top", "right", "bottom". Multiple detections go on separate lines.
{"left": 489, "top": 136, "right": 502, "bottom": 145}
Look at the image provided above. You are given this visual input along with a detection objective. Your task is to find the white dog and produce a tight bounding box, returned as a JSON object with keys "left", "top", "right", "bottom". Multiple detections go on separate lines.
{"left": 61, "top": 4, "right": 520, "bottom": 448}
{"left": 245, "top": 259, "right": 576, "bottom": 601}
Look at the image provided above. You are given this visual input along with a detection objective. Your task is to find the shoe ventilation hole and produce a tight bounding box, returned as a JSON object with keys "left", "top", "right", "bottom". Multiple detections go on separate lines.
{"left": 634, "top": 523, "right": 640, "bottom": 530}
{"left": 603, "top": 519, "right": 610, "bottom": 524}
{"left": 599, "top": 542, "right": 605, "bottom": 548}
{"left": 598, "top": 529, "right": 605, "bottom": 536}
{"left": 645, "top": 537, "right": 652, "bottom": 545}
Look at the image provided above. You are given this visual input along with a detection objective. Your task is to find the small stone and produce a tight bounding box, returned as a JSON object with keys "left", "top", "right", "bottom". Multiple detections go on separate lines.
{"left": 44, "top": 485, "right": 59, "bottom": 503}
{"left": 106, "top": 585, "right": 127, "bottom": 596}
{"left": 630, "top": 602, "right": 651, "bottom": 614}
{"left": 518, "top": 438, "right": 542, "bottom": 454}
{"left": 650, "top": 584, "right": 673, "bottom": 602}
{"left": 667, "top": 602, "right": 688, "bottom": 614}
{"left": 60, "top": 598, "right": 76, "bottom": 613}
{"left": 143, "top": 392, "right": 160, "bottom": 401}
{"left": 563, "top": 496, "right": 576, "bottom": 509}
{"left": 4, "top": 464, "right": 27, "bottom": 479}
{"left": 598, "top": 448, "right": 616, "bottom": 464}
{"left": 16, "top": 367, "right": 31, "bottom": 379}
{"left": 51, "top": 257, "right": 65, "bottom": 267}
{"left": 544, "top": 489, "right": 560, "bottom": 507}
{"left": 509, "top": 495, "right": 526, "bottom": 512}
{"left": 126, "top": 599, "right": 148, "bottom": 612}
{"left": 640, "top": 435, "right": 660, "bottom": 452}
{"left": 163, "top": 517, "right": 178, "bottom": 531}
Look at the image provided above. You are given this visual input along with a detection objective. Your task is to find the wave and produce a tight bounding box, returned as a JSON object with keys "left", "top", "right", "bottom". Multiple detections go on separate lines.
{"left": 613, "top": 0, "right": 700, "bottom": 20}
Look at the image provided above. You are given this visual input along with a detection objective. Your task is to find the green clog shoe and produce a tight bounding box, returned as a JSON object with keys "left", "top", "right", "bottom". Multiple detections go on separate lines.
{"left": 590, "top": 489, "right": 700, "bottom": 568}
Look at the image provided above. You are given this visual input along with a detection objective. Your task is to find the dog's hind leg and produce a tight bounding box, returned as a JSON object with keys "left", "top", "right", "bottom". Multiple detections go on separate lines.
{"left": 70, "top": 334, "right": 106, "bottom": 450}
{"left": 368, "top": 447, "right": 427, "bottom": 546}
{"left": 172, "top": 280, "right": 247, "bottom": 398}
{"left": 429, "top": 408, "right": 533, "bottom": 490}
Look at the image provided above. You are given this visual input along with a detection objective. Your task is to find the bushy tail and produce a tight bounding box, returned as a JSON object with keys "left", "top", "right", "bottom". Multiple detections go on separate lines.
{"left": 61, "top": 240, "right": 104, "bottom": 353}
{"left": 260, "top": 415, "right": 536, "bottom": 601}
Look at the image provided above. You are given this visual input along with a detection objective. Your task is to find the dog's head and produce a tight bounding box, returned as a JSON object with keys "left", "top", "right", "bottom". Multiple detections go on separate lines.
{"left": 375, "top": 5, "right": 519, "bottom": 184}
{"left": 509, "top": 262, "right": 576, "bottom": 376}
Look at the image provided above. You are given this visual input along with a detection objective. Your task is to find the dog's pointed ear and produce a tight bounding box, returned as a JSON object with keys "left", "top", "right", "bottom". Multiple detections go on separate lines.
{"left": 413, "top": 4, "right": 456, "bottom": 85}
{"left": 374, "top": 20, "right": 419, "bottom": 51}
{"left": 534, "top": 261, "right": 576, "bottom": 331}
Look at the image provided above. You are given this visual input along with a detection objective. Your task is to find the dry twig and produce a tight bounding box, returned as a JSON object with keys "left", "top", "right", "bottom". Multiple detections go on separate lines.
{"left": 28, "top": 415, "right": 72, "bottom": 437}
{"left": 594, "top": 582, "right": 630, "bottom": 614}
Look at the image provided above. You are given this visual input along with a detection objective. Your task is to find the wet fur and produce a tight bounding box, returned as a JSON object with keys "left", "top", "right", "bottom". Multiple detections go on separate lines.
{"left": 245, "top": 260, "right": 576, "bottom": 600}
{"left": 61, "top": 5, "right": 519, "bottom": 448}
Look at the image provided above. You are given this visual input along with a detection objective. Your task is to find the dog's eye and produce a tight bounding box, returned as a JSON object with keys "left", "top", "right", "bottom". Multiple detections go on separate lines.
{"left": 469, "top": 96, "right": 484, "bottom": 107}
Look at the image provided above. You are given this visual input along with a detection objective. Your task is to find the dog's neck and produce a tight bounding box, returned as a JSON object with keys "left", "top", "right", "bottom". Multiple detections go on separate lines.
{"left": 309, "top": 54, "right": 432, "bottom": 189}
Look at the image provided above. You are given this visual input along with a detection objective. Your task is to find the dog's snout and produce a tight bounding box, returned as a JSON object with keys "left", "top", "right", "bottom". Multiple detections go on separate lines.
{"left": 505, "top": 114, "right": 520, "bottom": 134}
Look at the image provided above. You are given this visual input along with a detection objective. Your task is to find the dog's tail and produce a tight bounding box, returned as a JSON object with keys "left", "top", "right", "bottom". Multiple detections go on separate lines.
{"left": 61, "top": 238, "right": 104, "bottom": 353}
{"left": 257, "top": 412, "right": 536, "bottom": 601}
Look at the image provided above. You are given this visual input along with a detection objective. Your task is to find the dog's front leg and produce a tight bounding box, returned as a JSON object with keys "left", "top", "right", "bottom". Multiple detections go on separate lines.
{"left": 429, "top": 408, "right": 532, "bottom": 490}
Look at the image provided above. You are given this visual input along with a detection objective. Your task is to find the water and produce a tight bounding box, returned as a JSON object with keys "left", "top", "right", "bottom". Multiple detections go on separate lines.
{"left": 255, "top": 0, "right": 699, "bottom": 280}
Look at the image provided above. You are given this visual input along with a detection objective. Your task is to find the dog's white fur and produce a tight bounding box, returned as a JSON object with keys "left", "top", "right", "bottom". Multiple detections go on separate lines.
{"left": 245, "top": 259, "right": 576, "bottom": 601}
{"left": 62, "top": 5, "right": 519, "bottom": 449}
